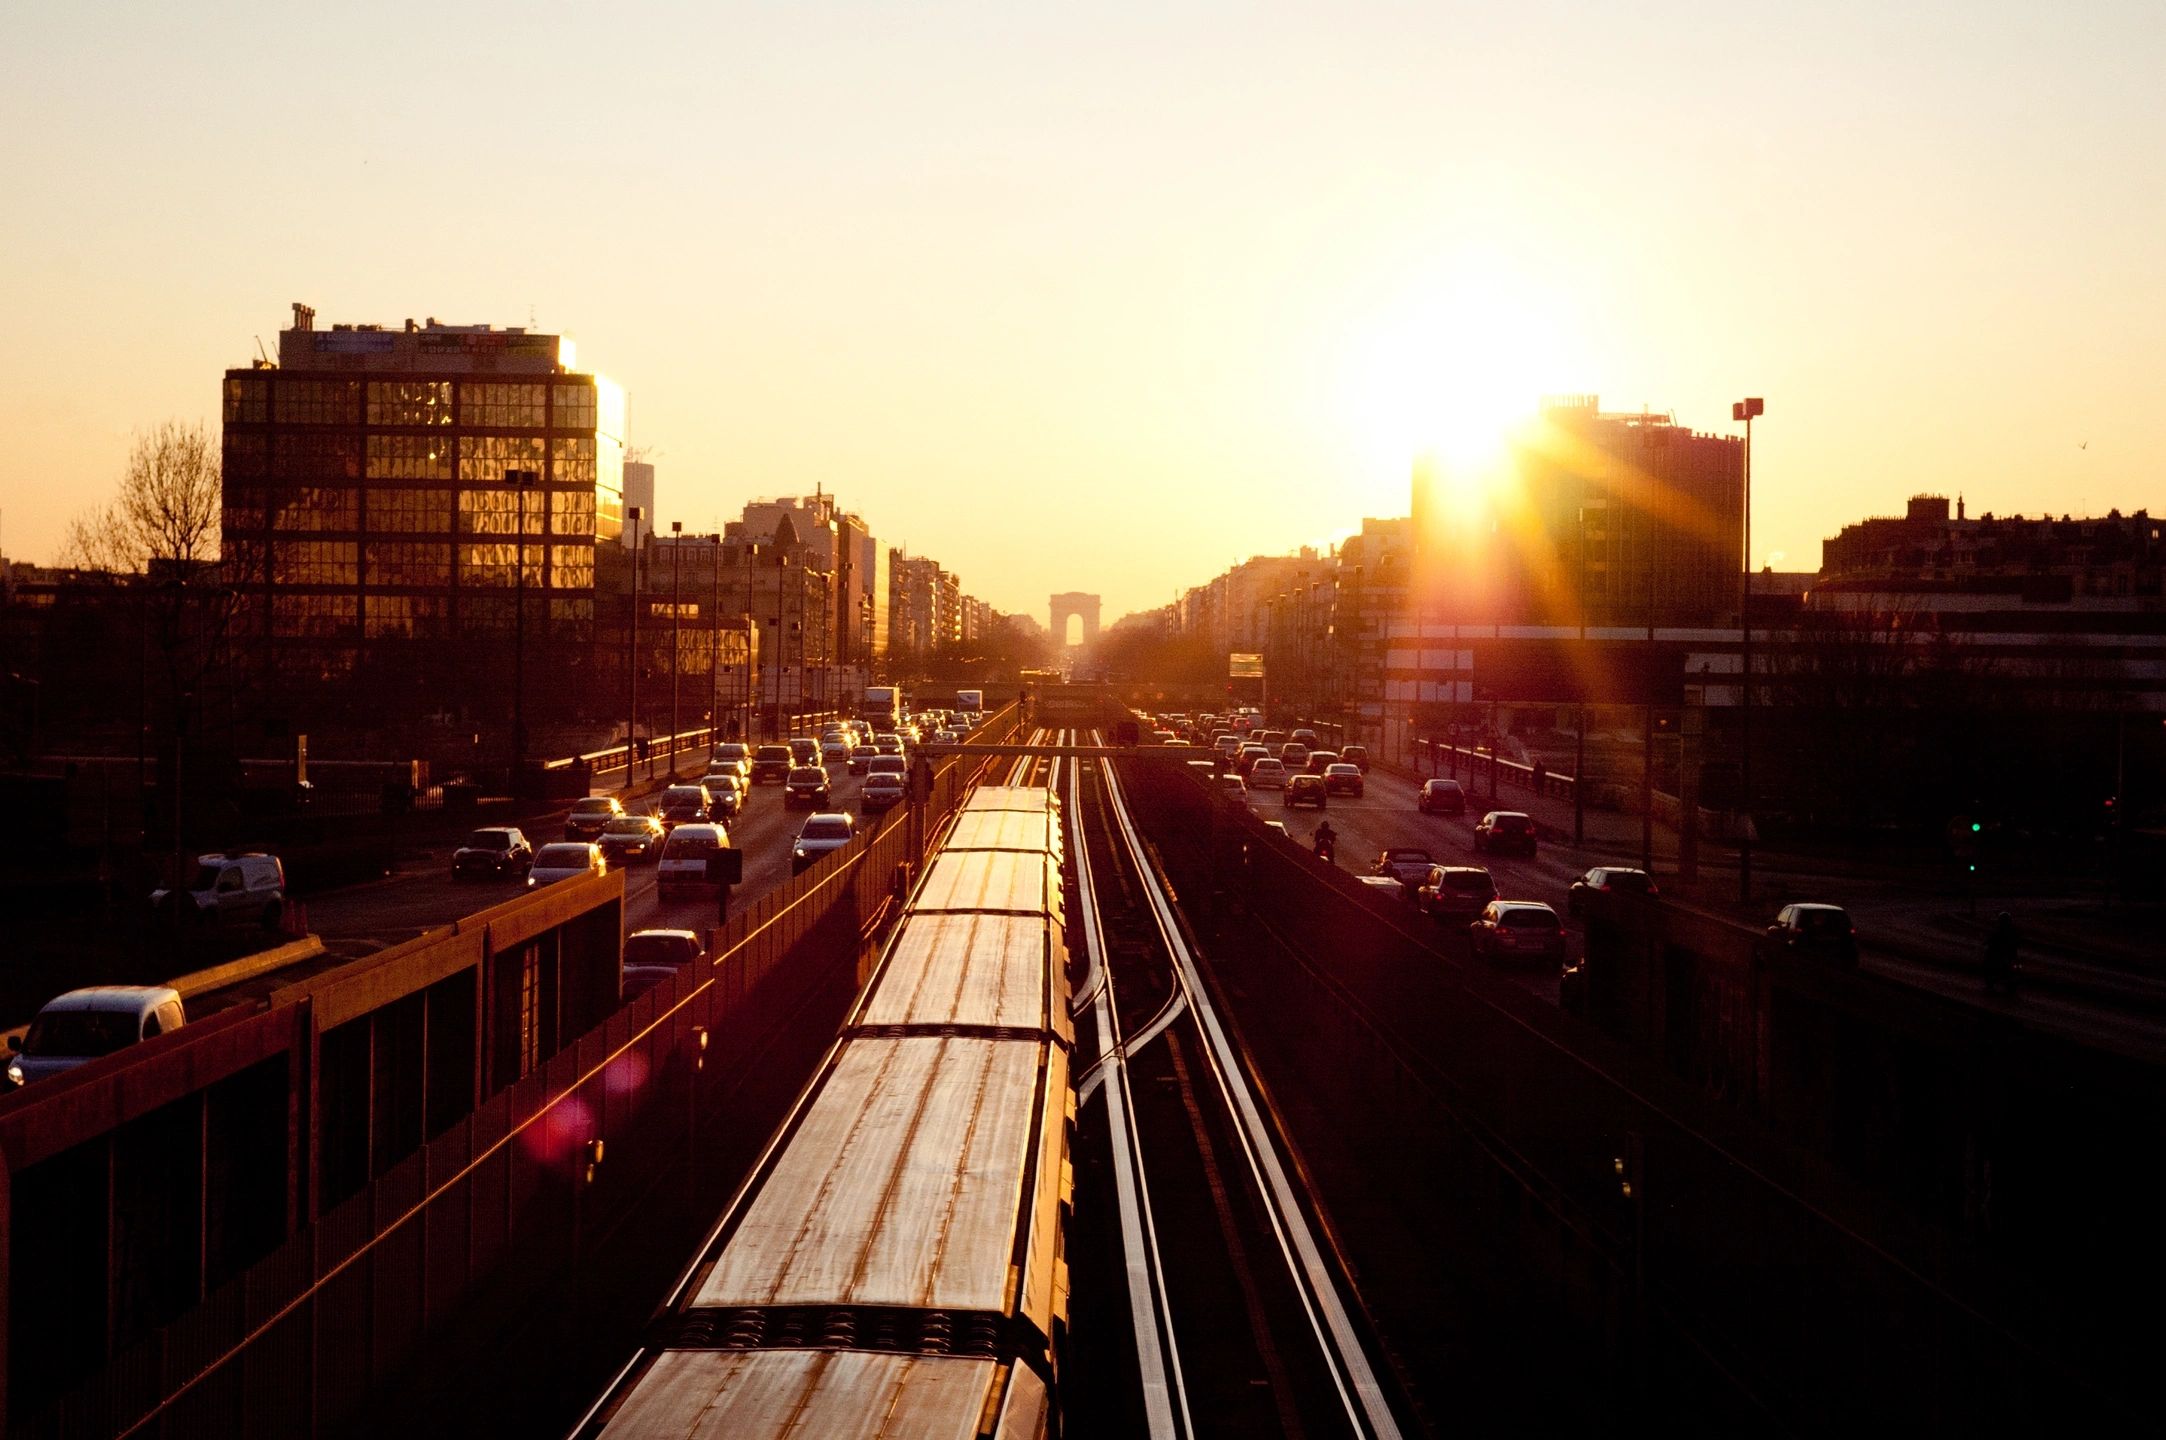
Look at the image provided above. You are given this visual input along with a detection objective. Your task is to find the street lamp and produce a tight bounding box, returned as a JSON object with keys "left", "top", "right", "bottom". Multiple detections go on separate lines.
{"left": 670, "top": 519, "right": 683, "bottom": 775}
{"left": 624, "top": 503, "right": 643, "bottom": 791}
{"left": 1639, "top": 427, "right": 1669, "bottom": 874}
{"left": 709, "top": 533, "right": 723, "bottom": 740}
{"left": 1732, "top": 397, "right": 1765, "bottom": 901}
{"left": 505, "top": 466, "right": 541, "bottom": 789}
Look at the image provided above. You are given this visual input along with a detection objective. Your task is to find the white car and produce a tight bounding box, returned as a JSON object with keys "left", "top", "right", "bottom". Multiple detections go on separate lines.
{"left": 1215, "top": 773, "right": 1250, "bottom": 804}
{"left": 528, "top": 841, "right": 606, "bottom": 888}
{"left": 657, "top": 823, "right": 731, "bottom": 898}
{"left": 1246, "top": 757, "right": 1288, "bottom": 790}
{"left": 149, "top": 852, "right": 286, "bottom": 930}
{"left": 7, "top": 987, "right": 187, "bottom": 1087}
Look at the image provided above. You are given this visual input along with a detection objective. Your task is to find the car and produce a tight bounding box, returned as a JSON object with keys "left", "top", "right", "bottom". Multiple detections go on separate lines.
{"left": 659, "top": 784, "right": 715, "bottom": 829}
{"left": 564, "top": 795, "right": 625, "bottom": 841}
{"left": 1766, "top": 903, "right": 1860, "bottom": 967}
{"left": 1291, "top": 727, "right": 1319, "bottom": 748}
{"left": 1469, "top": 901, "right": 1570, "bottom": 966}
{"left": 1357, "top": 874, "right": 1406, "bottom": 896}
{"left": 529, "top": 841, "right": 605, "bottom": 888}
{"left": 598, "top": 814, "right": 667, "bottom": 866}
{"left": 1235, "top": 744, "right": 1271, "bottom": 775}
{"left": 7, "top": 987, "right": 187, "bottom": 1087}
{"left": 1247, "top": 757, "right": 1288, "bottom": 790}
{"left": 873, "top": 733, "right": 905, "bottom": 759}
{"left": 623, "top": 927, "right": 704, "bottom": 971}
{"left": 750, "top": 744, "right": 793, "bottom": 784}
{"left": 1306, "top": 749, "right": 1340, "bottom": 774}
{"left": 709, "top": 742, "right": 753, "bottom": 780}
{"left": 1416, "top": 865, "right": 1497, "bottom": 923}
{"left": 1323, "top": 763, "right": 1364, "bottom": 796}
{"left": 1214, "top": 735, "right": 1243, "bottom": 764}
{"left": 820, "top": 737, "right": 853, "bottom": 766}
{"left": 702, "top": 772, "right": 747, "bottom": 818}
{"left": 1279, "top": 742, "right": 1311, "bottom": 771}
{"left": 1340, "top": 744, "right": 1371, "bottom": 773}
{"left": 1186, "top": 758, "right": 1220, "bottom": 782}
{"left": 1418, "top": 779, "right": 1466, "bottom": 815}
{"left": 656, "top": 823, "right": 731, "bottom": 898}
{"left": 784, "top": 765, "right": 832, "bottom": 808}
{"left": 149, "top": 851, "right": 287, "bottom": 930}
{"left": 452, "top": 827, "right": 533, "bottom": 881}
{"left": 1473, "top": 810, "right": 1537, "bottom": 856}
{"left": 1567, "top": 866, "right": 1659, "bottom": 916}
{"left": 786, "top": 737, "right": 819, "bottom": 769}
{"left": 865, "top": 753, "right": 907, "bottom": 780}
{"left": 1284, "top": 773, "right": 1328, "bottom": 810}
{"left": 860, "top": 771, "right": 907, "bottom": 813}
{"left": 1370, "top": 847, "right": 1435, "bottom": 887}
{"left": 792, "top": 812, "right": 856, "bottom": 873}
{"left": 1216, "top": 773, "right": 1250, "bottom": 804}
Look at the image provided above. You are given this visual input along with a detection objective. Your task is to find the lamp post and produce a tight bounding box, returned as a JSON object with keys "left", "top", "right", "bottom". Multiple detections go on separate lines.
{"left": 1575, "top": 503, "right": 1588, "bottom": 845}
{"left": 709, "top": 533, "right": 723, "bottom": 740}
{"left": 1732, "top": 397, "right": 1765, "bottom": 902}
{"left": 1639, "top": 427, "right": 1668, "bottom": 874}
{"left": 505, "top": 467, "right": 540, "bottom": 789}
{"left": 624, "top": 504, "right": 643, "bottom": 791}
{"left": 670, "top": 519, "right": 683, "bottom": 775}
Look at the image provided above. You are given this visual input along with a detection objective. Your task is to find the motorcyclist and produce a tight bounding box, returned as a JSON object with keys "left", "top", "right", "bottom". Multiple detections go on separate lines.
{"left": 1983, "top": 911, "right": 2020, "bottom": 995}
{"left": 1312, "top": 819, "right": 1338, "bottom": 863}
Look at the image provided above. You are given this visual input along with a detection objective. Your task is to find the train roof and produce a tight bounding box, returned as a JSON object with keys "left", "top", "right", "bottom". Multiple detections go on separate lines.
{"left": 912, "top": 848, "right": 1064, "bottom": 922}
{"left": 693, "top": 1035, "right": 1070, "bottom": 1327}
{"left": 959, "top": 785, "right": 1053, "bottom": 814}
{"left": 596, "top": 1349, "right": 1049, "bottom": 1438}
{"left": 944, "top": 807, "right": 1061, "bottom": 857}
{"left": 860, "top": 911, "right": 1073, "bottom": 1040}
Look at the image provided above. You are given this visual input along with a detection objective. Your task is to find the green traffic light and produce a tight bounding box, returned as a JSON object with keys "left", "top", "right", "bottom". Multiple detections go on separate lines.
{"left": 1970, "top": 822, "right": 1982, "bottom": 833}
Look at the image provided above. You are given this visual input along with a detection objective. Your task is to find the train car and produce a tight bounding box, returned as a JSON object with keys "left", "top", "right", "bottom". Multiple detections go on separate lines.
{"left": 577, "top": 784, "right": 1072, "bottom": 1439}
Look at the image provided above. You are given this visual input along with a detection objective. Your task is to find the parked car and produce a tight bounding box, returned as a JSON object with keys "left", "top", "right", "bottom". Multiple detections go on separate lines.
{"left": 1417, "top": 779, "right": 1466, "bottom": 815}
{"left": 751, "top": 745, "right": 793, "bottom": 784}
{"left": 452, "top": 828, "right": 533, "bottom": 882}
{"left": 1247, "top": 757, "right": 1288, "bottom": 790}
{"left": 1473, "top": 810, "right": 1538, "bottom": 857}
{"left": 598, "top": 814, "right": 667, "bottom": 866}
{"left": 1370, "top": 847, "right": 1435, "bottom": 887}
{"left": 1341, "top": 744, "right": 1371, "bottom": 773}
{"left": 1469, "top": 901, "right": 1570, "bottom": 966}
{"left": 1766, "top": 903, "right": 1859, "bottom": 967}
{"left": 1323, "top": 763, "right": 1364, "bottom": 796}
{"left": 784, "top": 765, "right": 832, "bottom": 808}
{"left": 564, "top": 795, "right": 625, "bottom": 841}
{"left": 1567, "top": 866, "right": 1659, "bottom": 916}
{"left": 1417, "top": 865, "right": 1497, "bottom": 923}
{"left": 792, "top": 812, "right": 856, "bottom": 873}
{"left": 659, "top": 784, "right": 714, "bottom": 829}
{"left": 656, "top": 823, "right": 731, "bottom": 899}
{"left": 529, "top": 842, "right": 605, "bottom": 888}
{"left": 7, "top": 987, "right": 187, "bottom": 1087}
{"left": 1284, "top": 773, "right": 1328, "bottom": 810}
{"left": 704, "top": 773, "right": 747, "bottom": 819}
{"left": 149, "top": 851, "right": 286, "bottom": 929}
{"left": 861, "top": 771, "right": 908, "bottom": 813}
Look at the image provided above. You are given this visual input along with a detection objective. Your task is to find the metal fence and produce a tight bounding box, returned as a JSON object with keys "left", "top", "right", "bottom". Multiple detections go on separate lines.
{"left": 19, "top": 707, "right": 1022, "bottom": 1440}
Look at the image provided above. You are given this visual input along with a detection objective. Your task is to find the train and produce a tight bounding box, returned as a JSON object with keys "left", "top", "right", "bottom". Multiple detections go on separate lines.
{"left": 573, "top": 781, "right": 1073, "bottom": 1437}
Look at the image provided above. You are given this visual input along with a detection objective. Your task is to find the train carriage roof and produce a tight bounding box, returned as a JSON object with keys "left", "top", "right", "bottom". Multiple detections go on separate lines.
{"left": 598, "top": 1349, "right": 1021, "bottom": 1439}
{"left": 944, "top": 807, "right": 1061, "bottom": 858}
{"left": 861, "top": 911, "right": 1073, "bottom": 1041}
{"left": 912, "top": 848, "right": 1063, "bottom": 922}
{"left": 959, "top": 785, "right": 1053, "bottom": 815}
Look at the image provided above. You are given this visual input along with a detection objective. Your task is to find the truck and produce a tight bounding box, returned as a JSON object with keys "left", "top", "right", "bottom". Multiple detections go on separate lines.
{"left": 860, "top": 685, "right": 903, "bottom": 730}
{"left": 954, "top": 689, "right": 984, "bottom": 715}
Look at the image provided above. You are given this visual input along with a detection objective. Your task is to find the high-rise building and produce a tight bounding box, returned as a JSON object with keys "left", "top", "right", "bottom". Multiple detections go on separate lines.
{"left": 622, "top": 459, "right": 656, "bottom": 544}
{"left": 221, "top": 304, "right": 626, "bottom": 705}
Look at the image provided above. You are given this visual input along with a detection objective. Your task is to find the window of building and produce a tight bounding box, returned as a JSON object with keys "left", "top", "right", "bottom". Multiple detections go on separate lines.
{"left": 223, "top": 486, "right": 266, "bottom": 533}
{"left": 273, "top": 379, "right": 361, "bottom": 426}
{"left": 274, "top": 433, "right": 361, "bottom": 481}
{"left": 366, "top": 434, "right": 453, "bottom": 480}
{"left": 367, "top": 488, "right": 454, "bottom": 533}
{"left": 552, "top": 382, "right": 597, "bottom": 432}
{"left": 365, "top": 594, "right": 448, "bottom": 639}
{"left": 457, "top": 487, "right": 548, "bottom": 536}
{"left": 459, "top": 383, "right": 546, "bottom": 429}
{"left": 224, "top": 375, "right": 271, "bottom": 424}
{"left": 457, "top": 542, "right": 541, "bottom": 589}
{"left": 457, "top": 434, "right": 547, "bottom": 483}
{"left": 547, "top": 597, "right": 594, "bottom": 639}
{"left": 551, "top": 435, "right": 596, "bottom": 487}
{"left": 271, "top": 594, "right": 359, "bottom": 637}
{"left": 366, "top": 380, "right": 453, "bottom": 428}
{"left": 365, "top": 542, "right": 453, "bottom": 588}
{"left": 548, "top": 544, "right": 595, "bottom": 590}
{"left": 461, "top": 594, "right": 514, "bottom": 634}
{"left": 270, "top": 487, "right": 359, "bottom": 533}
{"left": 270, "top": 541, "right": 358, "bottom": 586}
{"left": 223, "top": 538, "right": 267, "bottom": 584}
{"left": 552, "top": 488, "right": 596, "bottom": 538}
{"left": 224, "top": 432, "right": 268, "bottom": 478}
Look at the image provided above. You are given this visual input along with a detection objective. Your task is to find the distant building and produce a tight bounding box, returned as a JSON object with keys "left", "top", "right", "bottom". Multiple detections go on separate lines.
{"left": 221, "top": 303, "right": 626, "bottom": 705}
{"left": 621, "top": 460, "right": 656, "bottom": 544}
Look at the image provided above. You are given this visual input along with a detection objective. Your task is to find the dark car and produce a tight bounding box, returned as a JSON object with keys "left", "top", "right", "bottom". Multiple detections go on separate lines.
{"left": 1284, "top": 773, "right": 1328, "bottom": 810}
{"left": 791, "top": 812, "right": 856, "bottom": 873}
{"left": 1469, "top": 901, "right": 1569, "bottom": 966}
{"left": 1418, "top": 779, "right": 1466, "bottom": 815}
{"left": 598, "top": 814, "right": 667, "bottom": 866}
{"left": 1322, "top": 763, "right": 1364, "bottom": 796}
{"left": 1340, "top": 744, "right": 1371, "bottom": 773}
{"left": 658, "top": 784, "right": 714, "bottom": 829}
{"left": 789, "top": 737, "right": 821, "bottom": 768}
{"left": 1416, "top": 865, "right": 1497, "bottom": 923}
{"left": 1766, "top": 904, "right": 1859, "bottom": 968}
{"left": 1567, "top": 866, "right": 1659, "bottom": 916}
{"left": 1473, "top": 810, "right": 1537, "bottom": 856}
{"left": 452, "top": 827, "right": 533, "bottom": 881}
{"left": 860, "top": 771, "right": 907, "bottom": 813}
{"left": 1306, "top": 749, "right": 1340, "bottom": 774}
{"left": 784, "top": 765, "right": 832, "bottom": 808}
{"left": 564, "top": 795, "right": 625, "bottom": 841}
{"left": 621, "top": 928, "right": 706, "bottom": 1000}
{"left": 751, "top": 745, "right": 793, "bottom": 784}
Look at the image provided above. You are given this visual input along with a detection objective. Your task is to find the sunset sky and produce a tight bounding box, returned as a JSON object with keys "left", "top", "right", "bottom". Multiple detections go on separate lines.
{"left": 3, "top": 1, "right": 2160, "bottom": 622}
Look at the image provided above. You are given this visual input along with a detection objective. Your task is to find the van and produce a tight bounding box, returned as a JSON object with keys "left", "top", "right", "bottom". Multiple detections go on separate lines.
{"left": 149, "top": 852, "right": 286, "bottom": 930}
{"left": 7, "top": 987, "right": 187, "bottom": 1087}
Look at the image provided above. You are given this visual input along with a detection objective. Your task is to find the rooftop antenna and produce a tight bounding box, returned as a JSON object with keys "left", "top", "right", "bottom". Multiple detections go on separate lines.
{"left": 253, "top": 335, "right": 270, "bottom": 365}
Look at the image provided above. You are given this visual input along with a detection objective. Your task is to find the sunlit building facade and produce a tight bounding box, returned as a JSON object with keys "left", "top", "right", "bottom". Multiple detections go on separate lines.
{"left": 222, "top": 304, "right": 625, "bottom": 704}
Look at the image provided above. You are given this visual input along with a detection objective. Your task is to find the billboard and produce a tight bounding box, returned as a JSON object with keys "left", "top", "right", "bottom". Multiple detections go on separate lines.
{"left": 1228, "top": 653, "right": 1265, "bottom": 679}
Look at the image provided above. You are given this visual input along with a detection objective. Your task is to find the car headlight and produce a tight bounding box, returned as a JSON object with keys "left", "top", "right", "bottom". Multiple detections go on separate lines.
{"left": 6, "top": 1062, "right": 22, "bottom": 1087}
{"left": 793, "top": 846, "right": 808, "bottom": 858}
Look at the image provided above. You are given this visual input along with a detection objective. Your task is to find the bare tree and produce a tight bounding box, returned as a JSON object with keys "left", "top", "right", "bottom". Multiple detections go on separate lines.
{"left": 64, "top": 421, "right": 223, "bottom": 575}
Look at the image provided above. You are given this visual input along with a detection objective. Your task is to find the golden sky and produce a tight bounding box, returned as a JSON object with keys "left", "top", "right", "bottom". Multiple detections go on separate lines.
{"left": 3, "top": 1, "right": 2160, "bottom": 622}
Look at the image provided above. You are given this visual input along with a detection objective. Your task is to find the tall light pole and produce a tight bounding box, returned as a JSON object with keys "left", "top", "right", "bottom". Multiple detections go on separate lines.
{"left": 505, "top": 467, "right": 540, "bottom": 789}
{"left": 624, "top": 504, "right": 643, "bottom": 791}
{"left": 1575, "top": 502, "right": 1588, "bottom": 845}
{"left": 1733, "top": 397, "right": 1764, "bottom": 902}
{"left": 709, "top": 533, "right": 723, "bottom": 739}
{"left": 1639, "top": 427, "right": 1668, "bottom": 874}
{"left": 670, "top": 519, "right": 684, "bottom": 775}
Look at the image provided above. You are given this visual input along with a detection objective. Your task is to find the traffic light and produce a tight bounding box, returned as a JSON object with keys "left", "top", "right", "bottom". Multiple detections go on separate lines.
{"left": 1970, "top": 821, "right": 1982, "bottom": 834}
